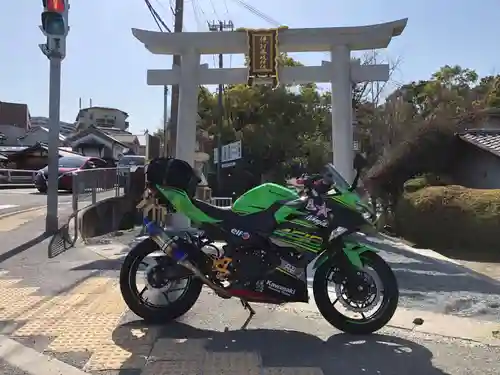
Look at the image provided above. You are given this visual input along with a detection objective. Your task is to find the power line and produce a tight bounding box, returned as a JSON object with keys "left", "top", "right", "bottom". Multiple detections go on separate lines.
{"left": 143, "top": 0, "right": 172, "bottom": 157}
{"left": 144, "top": 0, "right": 172, "bottom": 32}
{"left": 228, "top": 0, "right": 281, "bottom": 27}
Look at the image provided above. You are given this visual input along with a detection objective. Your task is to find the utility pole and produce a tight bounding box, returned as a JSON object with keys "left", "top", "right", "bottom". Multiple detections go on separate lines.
{"left": 40, "top": 0, "right": 69, "bottom": 233}
{"left": 162, "top": 85, "right": 168, "bottom": 156}
{"left": 168, "top": 0, "right": 184, "bottom": 157}
{"left": 208, "top": 20, "right": 234, "bottom": 192}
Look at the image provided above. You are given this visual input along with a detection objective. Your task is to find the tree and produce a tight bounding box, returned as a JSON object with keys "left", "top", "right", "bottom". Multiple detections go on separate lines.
{"left": 364, "top": 65, "right": 497, "bottom": 212}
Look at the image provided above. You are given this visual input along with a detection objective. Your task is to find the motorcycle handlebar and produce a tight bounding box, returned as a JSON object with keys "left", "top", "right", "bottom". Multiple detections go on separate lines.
{"left": 299, "top": 174, "right": 331, "bottom": 195}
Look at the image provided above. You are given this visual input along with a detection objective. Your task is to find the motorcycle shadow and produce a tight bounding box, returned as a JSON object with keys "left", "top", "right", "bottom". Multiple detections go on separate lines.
{"left": 112, "top": 320, "right": 450, "bottom": 375}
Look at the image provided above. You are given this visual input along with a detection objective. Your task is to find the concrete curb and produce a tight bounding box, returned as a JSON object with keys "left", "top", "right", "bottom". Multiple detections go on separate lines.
{"left": 0, "top": 334, "right": 87, "bottom": 375}
{"left": 0, "top": 206, "right": 47, "bottom": 220}
{"left": 0, "top": 184, "right": 35, "bottom": 189}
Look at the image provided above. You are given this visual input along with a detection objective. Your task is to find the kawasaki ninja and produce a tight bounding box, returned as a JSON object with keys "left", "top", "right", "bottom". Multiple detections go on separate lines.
{"left": 120, "top": 158, "right": 398, "bottom": 334}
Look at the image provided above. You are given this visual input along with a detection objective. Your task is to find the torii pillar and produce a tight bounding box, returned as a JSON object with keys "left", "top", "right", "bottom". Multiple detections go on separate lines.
{"left": 132, "top": 19, "right": 407, "bottom": 185}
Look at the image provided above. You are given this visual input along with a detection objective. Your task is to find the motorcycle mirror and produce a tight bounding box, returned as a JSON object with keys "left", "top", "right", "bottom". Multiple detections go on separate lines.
{"left": 349, "top": 153, "right": 367, "bottom": 192}
{"left": 289, "top": 162, "right": 304, "bottom": 177}
{"left": 353, "top": 153, "right": 368, "bottom": 172}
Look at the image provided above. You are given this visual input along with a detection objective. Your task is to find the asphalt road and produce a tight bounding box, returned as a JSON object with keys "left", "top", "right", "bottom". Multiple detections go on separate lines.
{"left": 0, "top": 188, "right": 118, "bottom": 216}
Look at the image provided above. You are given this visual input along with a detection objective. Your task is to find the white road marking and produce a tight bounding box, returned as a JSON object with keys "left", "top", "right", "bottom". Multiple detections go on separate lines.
{"left": 0, "top": 204, "right": 18, "bottom": 210}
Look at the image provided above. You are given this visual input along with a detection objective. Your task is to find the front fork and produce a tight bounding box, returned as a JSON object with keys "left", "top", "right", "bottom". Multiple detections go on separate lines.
{"left": 312, "top": 237, "right": 379, "bottom": 284}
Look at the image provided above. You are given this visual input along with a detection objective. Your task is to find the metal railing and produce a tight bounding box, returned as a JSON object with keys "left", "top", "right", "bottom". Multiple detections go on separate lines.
{"left": 50, "top": 167, "right": 143, "bottom": 257}
{"left": 64, "top": 167, "right": 133, "bottom": 242}
{"left": 0, "top": 169, "right": 38, "bottom": 185}
{"left": 69, "top": 167, "right": 131, "bottom": 208}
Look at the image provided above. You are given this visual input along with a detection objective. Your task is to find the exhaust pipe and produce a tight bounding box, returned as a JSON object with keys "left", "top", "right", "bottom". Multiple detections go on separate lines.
{"left": 144, "top": 219, "right": 231, "bottom": 298}
{"left": 175, "top": 258, "right": 231, "bottom": 298}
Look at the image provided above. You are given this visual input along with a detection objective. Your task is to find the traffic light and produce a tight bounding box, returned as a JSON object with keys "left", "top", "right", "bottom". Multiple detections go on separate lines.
{"left": 40, "top": 0, "right": 69, "bottom": 58}
{"left": 41, "top": 0, "right": 68, "bottom": 37}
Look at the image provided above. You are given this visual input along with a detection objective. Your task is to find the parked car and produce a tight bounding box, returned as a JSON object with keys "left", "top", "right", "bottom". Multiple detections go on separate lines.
{"left": 117, "top": 155, "right": 146, "bottom": 187}
{"left": 34, "top": 156, "right": 108, "bottom": 193}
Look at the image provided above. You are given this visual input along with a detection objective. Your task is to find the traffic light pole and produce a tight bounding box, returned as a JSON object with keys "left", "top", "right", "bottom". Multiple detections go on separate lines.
{"left": 40, "top": 0, "right": 69, "bottom": 233}
{"left": 46, "top": 56, "right": 62, "bottom": 233}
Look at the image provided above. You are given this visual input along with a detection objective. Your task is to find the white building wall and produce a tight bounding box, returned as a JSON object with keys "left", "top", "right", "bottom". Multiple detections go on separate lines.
{"left": 75, "top": 108, "right": 129, "bottom": 131}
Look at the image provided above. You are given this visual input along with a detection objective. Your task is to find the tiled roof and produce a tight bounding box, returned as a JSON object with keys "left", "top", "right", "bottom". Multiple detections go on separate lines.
{"left": 458, "top": 129, "right": 500, "bottom": 157}
{"left": 111, "top": 134, "right": 138, "bottom": 144}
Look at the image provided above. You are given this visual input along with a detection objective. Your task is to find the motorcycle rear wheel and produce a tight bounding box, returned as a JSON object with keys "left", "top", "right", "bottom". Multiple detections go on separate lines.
{"left": 119, "top": 238, "right": 202, "bottom": 323}
{"left": 313, "top": 251, "right": 398, "bottom": 334}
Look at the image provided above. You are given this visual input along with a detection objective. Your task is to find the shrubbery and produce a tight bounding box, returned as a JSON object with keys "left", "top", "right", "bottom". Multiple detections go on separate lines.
{"left": 395, "top": 185, "right": 500, "bottom": 253}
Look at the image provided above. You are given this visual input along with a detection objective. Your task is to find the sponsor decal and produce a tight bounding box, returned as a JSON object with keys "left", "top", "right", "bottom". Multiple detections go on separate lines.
{"left": 231, "top": 228, "right": 250, "bottom": 240}
{"left": 278, "top": 260, "right": 305, "bottom": 279}
{"left": 266, "top": 280, "right": 295, "bottom": 296}
{"left": 305, "top": 214, "right": 328, "bottom": 228}
{"left": 282, "top": 262, "right": 296, "bottom": 275}
{"left": 305, "top": 199, "right": 331, "bottom": 218}
{"left": 275, "top": 228, "right": 323, "bottom": 245}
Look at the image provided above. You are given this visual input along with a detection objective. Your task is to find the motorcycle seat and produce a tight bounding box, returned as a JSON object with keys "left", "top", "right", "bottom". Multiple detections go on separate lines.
{"left": 191, "top": 198, "right": 280, "bottom": 232}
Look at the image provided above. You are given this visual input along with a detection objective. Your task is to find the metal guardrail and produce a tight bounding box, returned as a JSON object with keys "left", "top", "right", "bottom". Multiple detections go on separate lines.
{"left": 0, "top": 169, "right": 38, "bottom": 185}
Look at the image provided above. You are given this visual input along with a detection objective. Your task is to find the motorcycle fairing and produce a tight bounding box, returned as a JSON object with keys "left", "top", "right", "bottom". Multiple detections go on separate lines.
{"left": 313, "top": 240, "right": 380, "bottom": 270}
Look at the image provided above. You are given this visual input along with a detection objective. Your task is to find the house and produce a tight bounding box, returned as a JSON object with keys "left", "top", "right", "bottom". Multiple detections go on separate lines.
{"left": 136, "top": 134, "right": 146, "bottom": 156}
{"left": 65, "top": 125, "right": 138, "bottom": 162}
{"left": 30, "top": 116, "right": 76, "bottom": 136}
{"left": 75, "top": 107, "right": 130, "bottom": 132}
{"left": 17, "top": 126, "right": 68, "bottom": 146}
{"left": 94, "top": 127, "right": 140, "bottom": 153}
{"left": 0, "top": 125, "right": 27, "bottom": 145}
{"left": 6, "top": 143, "right": 83, "bottom": 170}
{"left": 452, "top": 129, "right": 500, "bottom": 189}
{"left": 0, "top": 101, "right": 31, "bottom": 131}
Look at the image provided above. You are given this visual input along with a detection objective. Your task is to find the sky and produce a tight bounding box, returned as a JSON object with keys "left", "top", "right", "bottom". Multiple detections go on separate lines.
{"left": 1, "top": 0, "right": 500, "bottom": 134}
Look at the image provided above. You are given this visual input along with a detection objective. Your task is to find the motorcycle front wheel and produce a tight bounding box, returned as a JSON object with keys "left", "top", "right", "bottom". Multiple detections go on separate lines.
{"left": 313, "top": 251, "right": 398, "bottom": 335}
{"left": 120, "top": 237, "right": 202, "bottom": 323}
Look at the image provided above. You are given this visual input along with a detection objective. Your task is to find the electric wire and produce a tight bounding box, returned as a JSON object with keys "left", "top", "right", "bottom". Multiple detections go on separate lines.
{"left": 228, "top": 0, "right": 281, "bottom": 27}
{"left": 144, "top": 0, "right": 172, "bottom": 32}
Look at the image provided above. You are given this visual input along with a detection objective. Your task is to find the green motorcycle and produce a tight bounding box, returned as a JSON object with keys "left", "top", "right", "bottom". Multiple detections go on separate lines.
{"left": 120, "top": 158, "right": 398, "bottom": 334}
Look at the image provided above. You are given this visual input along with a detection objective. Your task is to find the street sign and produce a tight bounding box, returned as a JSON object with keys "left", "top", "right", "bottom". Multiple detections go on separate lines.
{"left": 213, "top": 140, "right": 242, "bottom": 164}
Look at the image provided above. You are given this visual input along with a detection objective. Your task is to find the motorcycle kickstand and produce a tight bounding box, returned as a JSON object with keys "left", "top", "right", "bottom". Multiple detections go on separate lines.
{"left": 240, "top": 299, "right": 255, "bottom": 330}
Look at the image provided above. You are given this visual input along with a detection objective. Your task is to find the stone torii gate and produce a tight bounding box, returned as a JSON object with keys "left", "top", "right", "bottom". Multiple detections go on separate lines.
{"left": 132, "top": 19, "right": 407, "bottom": 182}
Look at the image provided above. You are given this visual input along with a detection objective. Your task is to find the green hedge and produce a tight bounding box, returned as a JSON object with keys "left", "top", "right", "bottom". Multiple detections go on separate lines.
{"left": 395, "top": 185, "right": 500, "bottom": 252}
